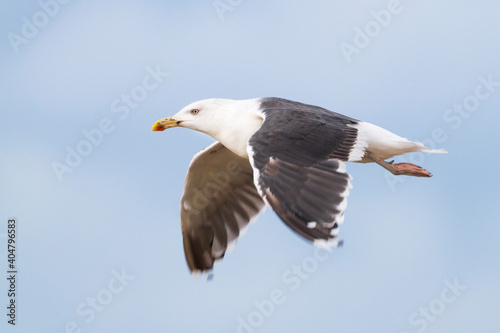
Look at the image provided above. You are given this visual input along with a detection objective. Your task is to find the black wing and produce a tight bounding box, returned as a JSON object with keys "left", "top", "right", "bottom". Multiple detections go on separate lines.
{"left": 255, "top": 97, "right": 361, "bottom": 164}
{"left": 248, "top": 98, "right": 356, "bottom": 245}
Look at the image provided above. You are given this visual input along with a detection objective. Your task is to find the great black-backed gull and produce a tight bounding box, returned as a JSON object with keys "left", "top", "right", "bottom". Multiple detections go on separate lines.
{"left": 152, "top": 97, "right": 446, "bottom": 274}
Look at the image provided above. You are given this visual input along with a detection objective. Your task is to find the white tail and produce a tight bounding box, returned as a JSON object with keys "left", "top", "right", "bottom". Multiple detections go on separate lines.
{"left": 349, "top": 122, "right": 448, "bottom": 163}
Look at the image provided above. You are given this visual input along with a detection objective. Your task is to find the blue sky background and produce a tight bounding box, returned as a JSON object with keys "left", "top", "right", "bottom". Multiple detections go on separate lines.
{"left": 1, "top": 1, "right": 499, "bottom": 332}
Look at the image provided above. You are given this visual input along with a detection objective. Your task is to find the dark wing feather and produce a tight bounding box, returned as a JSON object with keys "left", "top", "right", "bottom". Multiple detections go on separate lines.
{"left": 248, "top": 98, "right": 356, "bottom": 245}
{"left": 181, "top": 142, "right": 265, "bottom": 273}
{"left": 255, "top": 98, "right": 360, "bottom": 164}
{"left": 251, "top": 157, "right": 351, "bottom": 245}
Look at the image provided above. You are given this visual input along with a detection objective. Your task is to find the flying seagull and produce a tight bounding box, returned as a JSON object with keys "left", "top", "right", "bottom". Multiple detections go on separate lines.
{"left": 152, "top": 97, "right": 446, "bottom": 274}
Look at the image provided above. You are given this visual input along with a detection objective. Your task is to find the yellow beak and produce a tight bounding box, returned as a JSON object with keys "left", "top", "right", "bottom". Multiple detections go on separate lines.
{"left": 151, "top": 117, "right": 181, "bottom": 131}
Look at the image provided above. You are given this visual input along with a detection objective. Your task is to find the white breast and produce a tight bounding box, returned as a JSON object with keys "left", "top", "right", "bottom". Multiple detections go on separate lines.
{"left": 213, "top": 99, "right": 264, "bottom": 159}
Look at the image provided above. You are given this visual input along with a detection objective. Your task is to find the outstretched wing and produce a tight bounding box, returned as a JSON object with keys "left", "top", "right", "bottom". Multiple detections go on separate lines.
{"left": 248, "top": 98, "right": 357, "bottom": 246}
{"left": 180, "top": 141, "right": 265, "bottom": 273}
{"left": 248, "top": 156, "right": 352, "bottom": 247}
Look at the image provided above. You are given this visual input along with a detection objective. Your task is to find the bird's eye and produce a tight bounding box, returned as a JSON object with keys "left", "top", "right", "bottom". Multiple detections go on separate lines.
{"left": 191, "top": 109, "right": 200, "bottom": 115}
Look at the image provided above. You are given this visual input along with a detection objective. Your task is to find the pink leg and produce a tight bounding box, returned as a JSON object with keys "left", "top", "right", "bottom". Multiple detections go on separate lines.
{"left": 366, "top": 152, "right": 432, "bottom": 177}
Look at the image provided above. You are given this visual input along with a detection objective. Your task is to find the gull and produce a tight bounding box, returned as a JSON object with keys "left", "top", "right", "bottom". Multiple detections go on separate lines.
{"left": 152, "top": 97, "right": 446, "bottom": 274}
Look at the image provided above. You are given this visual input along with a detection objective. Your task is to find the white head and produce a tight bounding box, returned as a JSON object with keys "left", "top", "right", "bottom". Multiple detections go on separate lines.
{"left": 152, "top": 98, "right": 263, "bottom": 157}
{"left": 152, "top": 99, "right": 239, "bottom": 137}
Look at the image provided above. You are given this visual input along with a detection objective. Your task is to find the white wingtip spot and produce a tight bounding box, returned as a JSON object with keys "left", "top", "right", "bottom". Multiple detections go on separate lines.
{"left": 337, "top": 199, "right": 348, "bottom": 214}
{"left": 336, "top": 213, "right": 345, "bottom": 225}
{"left": 226, "top": 239, "right": 237, "bottom": 253}
{"left": 338, "top": 181, "right": 352, "bottom": 199}
{"left": 307, "top": 221, "right": 317, "bottom": 229}
{"left": 191, "top": 270, "right": 213, "bottom": 281}
{"left": 314, "top": 238, "right": 339, "bottom": 250}
{"left": 337, "top": 161, "right": 347, "bottom": 174}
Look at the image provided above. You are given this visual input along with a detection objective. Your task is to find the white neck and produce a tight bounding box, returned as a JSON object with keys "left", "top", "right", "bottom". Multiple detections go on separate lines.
{"left": 206, "top": 99, "right": 263, "bottom": 158}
